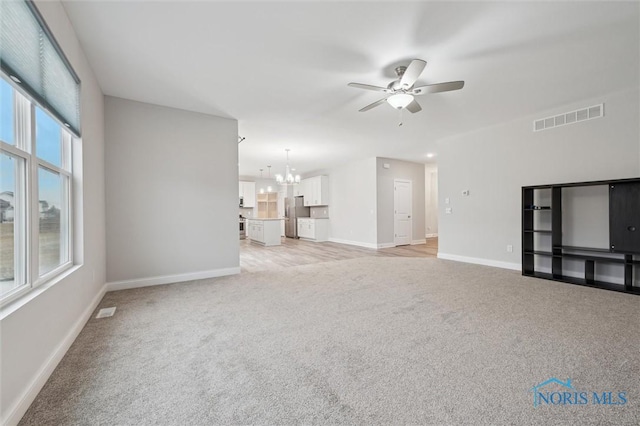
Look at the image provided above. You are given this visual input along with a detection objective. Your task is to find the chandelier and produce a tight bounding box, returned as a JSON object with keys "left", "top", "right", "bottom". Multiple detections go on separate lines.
{"left": 275, "top": 149, "right": 301, "bottom": 186}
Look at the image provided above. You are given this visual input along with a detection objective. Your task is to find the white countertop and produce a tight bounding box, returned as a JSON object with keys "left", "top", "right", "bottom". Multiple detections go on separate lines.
{"left": 246, "top": 218, "right": 284, "bottom": 221}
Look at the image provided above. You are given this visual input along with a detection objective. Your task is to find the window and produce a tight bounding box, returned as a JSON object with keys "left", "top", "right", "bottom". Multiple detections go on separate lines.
{"left": 0, "top": 76, "right": 73, "bottom": 304}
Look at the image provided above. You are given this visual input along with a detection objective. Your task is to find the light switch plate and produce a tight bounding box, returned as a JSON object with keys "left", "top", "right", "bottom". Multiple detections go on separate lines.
{"left": 445, "top": 207, "right": 452, "bottom": 214}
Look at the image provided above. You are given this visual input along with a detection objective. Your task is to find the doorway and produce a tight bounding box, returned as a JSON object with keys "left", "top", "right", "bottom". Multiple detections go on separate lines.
{"left": 394, "top": 179, "right": 412, "bottom": 246}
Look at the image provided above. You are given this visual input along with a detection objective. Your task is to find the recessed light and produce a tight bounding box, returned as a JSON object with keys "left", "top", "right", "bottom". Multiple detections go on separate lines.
{"left": 426, "top": 153, "right": 435, "bottom": 158}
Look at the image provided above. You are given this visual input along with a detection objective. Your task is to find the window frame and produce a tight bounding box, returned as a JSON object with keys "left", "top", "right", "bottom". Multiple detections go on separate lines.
{"left": 0, "top": 74, "right": 74, "bottom": 307}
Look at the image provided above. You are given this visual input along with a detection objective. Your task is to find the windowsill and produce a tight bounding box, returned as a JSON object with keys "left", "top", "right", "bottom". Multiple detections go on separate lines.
{"left": 0, "top": 264, "right": 82, "bottom": 320}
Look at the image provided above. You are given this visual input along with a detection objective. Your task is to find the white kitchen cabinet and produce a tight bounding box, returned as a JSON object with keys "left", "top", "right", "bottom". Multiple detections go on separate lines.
{"left": 294, "top": 178, "right": 311, "bottom": 198}
{"left": 297, "top": 218, "right": 329, "bottom": 242}
{"left": 247, "top": 219, "right": 282, "bottom": 246}
{"left": 247, "top": 220, "right": 263, "bottom": 241}
{"left": 302, "top": 176, "right": 329, "bottom": 206}
{"left": 297, "top": 218, "right": 309, "bottom": 239}
{"left": 239, "top": 181, "right": 256, "bottom": 207}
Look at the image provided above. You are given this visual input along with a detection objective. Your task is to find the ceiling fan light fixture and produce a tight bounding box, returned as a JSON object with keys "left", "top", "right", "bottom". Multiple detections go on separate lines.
{"left": 387, "top": 93, "right": 414, "bottom": 109}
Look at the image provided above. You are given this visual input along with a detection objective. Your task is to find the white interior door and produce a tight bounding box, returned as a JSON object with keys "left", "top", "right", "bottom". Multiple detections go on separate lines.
{"left": 394, "top": 179, "right": 412, "bottom": 246}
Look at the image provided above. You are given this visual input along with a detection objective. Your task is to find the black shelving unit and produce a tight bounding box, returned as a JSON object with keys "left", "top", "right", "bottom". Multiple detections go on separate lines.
{"left": 522, "top": 177, "right": 640, "bottom": 295}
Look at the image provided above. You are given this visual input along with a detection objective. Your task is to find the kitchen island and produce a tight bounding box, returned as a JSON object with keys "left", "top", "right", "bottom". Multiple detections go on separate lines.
{"left": 246, "top": 218, "right": 283, "bottom": 246}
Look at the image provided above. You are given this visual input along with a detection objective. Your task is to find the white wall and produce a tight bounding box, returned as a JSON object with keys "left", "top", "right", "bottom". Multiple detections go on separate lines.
{"left": 105, "top": 97, "right": 239, "bottom": 288}
{"left": 376, "top": 158, "right": 426, "bottom": 245}
{"left": 438, "top": 88, "right": 640, "bottom": 268}
{"left": 0, "top": 1, "right": 106, "bottom": 424}
{"left": 425, "top": 165, "right": 438, "bottom": 237}
{"left": 325, "top": 157, "right": 378, "bottom": 248}
{"left": 251, "top": 177, "right": 278, "bottom": 194}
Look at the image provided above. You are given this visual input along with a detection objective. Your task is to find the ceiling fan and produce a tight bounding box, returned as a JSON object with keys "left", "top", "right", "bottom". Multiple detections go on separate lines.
{"left": 348, "top": 59, "right": 464, "bottom": 114}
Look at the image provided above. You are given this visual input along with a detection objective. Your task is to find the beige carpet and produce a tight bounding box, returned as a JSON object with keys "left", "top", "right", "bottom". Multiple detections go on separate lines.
{"left": 20, "top": 257, "right": 640, "bottom": 425}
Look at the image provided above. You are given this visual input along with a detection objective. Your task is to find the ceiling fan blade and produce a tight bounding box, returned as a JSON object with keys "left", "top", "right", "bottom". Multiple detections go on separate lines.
{"left": 348, "top": 82, "right": 390, "bottom": 92}
{"left": 412, "top": 81, "right": 465, "bottom": 95}
{"left": 359, "top": 98, "right": 388, "bottom": 112}
{"left": 400, "top": 59, "right": 427, "bottom": 89}
{"left": 406, "top": 99, "right": 422, "bottom": 113}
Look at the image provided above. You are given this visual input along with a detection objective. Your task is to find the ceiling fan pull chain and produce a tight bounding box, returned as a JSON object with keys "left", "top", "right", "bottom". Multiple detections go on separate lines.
{"left": 398, "top": 107, "right": 403, "bottom": 127}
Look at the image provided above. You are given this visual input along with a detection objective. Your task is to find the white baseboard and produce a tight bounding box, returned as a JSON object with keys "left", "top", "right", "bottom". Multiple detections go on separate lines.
{"left": 425, "top": 233, "right": 438, "bottom": 238}
{"left": 437, "top": 252, "right": 521, "bottom": 271}
{"left": 328, "top": 238, "right": 425, "bottom": 250}
{"left": 299, "top": 237, "right": 328, "bottom": 243}
{"left": 106, "top": 267, "right": 241, "bottom": 292}
{"left": 377, "top": 241, "right": 425, "bottom": 248}
{"left": 3, "top": 283, "right": 107, "bottom": 426}
{"left": 377, "top": 242, "right": 396, "bottom": 249}
{"left": 328, "top": 238, "right": 378, "bottom": 249}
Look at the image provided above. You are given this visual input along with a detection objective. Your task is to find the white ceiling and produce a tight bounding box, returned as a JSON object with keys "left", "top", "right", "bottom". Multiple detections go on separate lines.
{"left": 61, "top": 1, "right": 639, "bottom": 177}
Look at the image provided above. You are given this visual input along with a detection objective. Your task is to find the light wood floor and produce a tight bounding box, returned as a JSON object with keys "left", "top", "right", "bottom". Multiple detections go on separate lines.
{"left": 240, "top": 237, "right": 437, "bottom": 273}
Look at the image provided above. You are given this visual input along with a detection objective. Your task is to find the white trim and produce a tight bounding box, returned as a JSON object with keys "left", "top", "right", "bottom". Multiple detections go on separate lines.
{"left": 411, "top": 239, "right": 426, "bottom": 245}
{"left": 425, "top": 233, "right": 438, "bottom": 238}
{"left": 106, "top": 267, "right": 241, "bottom": 292}
{"left": 377, "top": 242, "right": 396, "bottom": 249}
{"left": 327, "top": 237, "right": 378, "bottom": 249}
{"left": 437, "top": 252, "right": 521, "bottom": 271}
{"left": 2, "top": 282, "right": 107, "bottom": 426}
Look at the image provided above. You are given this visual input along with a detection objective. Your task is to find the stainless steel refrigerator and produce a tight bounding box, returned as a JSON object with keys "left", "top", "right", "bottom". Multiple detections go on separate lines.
{"left": 285, "top": 196, "right": 310, "bottom": 238}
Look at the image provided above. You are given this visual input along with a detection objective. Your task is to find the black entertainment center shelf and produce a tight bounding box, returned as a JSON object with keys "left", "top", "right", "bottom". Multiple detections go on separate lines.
{"left": 561, "top": 253, "right": 626, "bottom": 264}
{"left": 524, "top": 272, "right": 640, "bottom": 295}
{"left": 557, "top": 245, "right": 613, "bottom": 253}
{"left": 523, "top": 177, "right": 640, "bottom": 189}
{"left": 524, "top": 250, "right": 553, "bottom": 256}
{"left": 522, "top": 177, "right": 640, "bottom": 295}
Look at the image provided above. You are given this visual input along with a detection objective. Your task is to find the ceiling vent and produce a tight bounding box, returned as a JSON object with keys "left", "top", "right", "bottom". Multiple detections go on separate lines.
{"left": 533, "top": 103, "right": 603, "bottom": 132}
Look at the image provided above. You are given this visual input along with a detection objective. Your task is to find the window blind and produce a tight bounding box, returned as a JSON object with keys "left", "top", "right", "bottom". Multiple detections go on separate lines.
{"left": 0, "top": 0, "right": 81, "bottom": 136}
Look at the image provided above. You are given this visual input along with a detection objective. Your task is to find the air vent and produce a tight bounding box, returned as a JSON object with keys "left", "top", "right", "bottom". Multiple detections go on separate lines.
{"left": 533, "top": 103, "right": 603, "bottom": 132}
{"left": 96, "top": 307, "right": 116, "bottom": 318}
